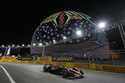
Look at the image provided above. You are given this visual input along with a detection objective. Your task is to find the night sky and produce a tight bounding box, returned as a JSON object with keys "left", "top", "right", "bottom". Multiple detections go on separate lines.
{"left": 0, "top": 0, "right": 125, "bottom": 45}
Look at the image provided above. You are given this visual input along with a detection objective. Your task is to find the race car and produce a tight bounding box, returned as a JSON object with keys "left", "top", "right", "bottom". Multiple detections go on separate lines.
{"left": 62, "top": 67, "right": 84, "bottom": 79}
{"left": 43, "top": 64, "right": 84, "bottom": 79}
{"left": 43, "top": 64, "right": 66, "bottom": 75}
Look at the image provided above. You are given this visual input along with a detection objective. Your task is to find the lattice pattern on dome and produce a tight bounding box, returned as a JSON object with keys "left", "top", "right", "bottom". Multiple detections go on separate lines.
{"left": 32, "top": 11, "right": 96, "bottom": 46}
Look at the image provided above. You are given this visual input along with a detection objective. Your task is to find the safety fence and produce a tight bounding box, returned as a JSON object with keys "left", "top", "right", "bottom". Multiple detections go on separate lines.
{"left": 51, "top": 62, "right": 125, "bottom": 73}
{"left": 0, "top": 56, "right": 125, "bottom": 73}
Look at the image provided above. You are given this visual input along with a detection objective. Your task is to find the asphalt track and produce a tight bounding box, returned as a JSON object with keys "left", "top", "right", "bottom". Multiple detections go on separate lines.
{"left": 0, "top": 62, "right": 125, "bottom": 83}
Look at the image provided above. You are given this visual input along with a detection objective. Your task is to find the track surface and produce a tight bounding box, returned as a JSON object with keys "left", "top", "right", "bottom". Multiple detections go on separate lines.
{"left": 0, "top": 62, "right": 125, "bottom": 83}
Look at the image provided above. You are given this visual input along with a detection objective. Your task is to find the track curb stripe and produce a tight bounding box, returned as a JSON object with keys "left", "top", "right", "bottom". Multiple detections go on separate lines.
{"left": 0, "top": 65, "right": 16, "bottom": 83}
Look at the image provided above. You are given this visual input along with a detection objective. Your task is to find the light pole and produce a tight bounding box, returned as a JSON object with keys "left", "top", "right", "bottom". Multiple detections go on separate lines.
{"left": 118, "top": 24, "right": 125, "bottom": 49}
{"left": 95, "top": 21, "right": 107, "bottom": 63}
{"left": 42, "top": 46, "right": 45, "bottom": 56}
{"left": 38, "top": 43, "right": 45, "bottom": 56}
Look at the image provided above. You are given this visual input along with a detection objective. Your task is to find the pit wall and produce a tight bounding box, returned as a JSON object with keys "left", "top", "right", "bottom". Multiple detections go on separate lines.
{"left": 0, "top": 56, "right": 125, "bottom": 73}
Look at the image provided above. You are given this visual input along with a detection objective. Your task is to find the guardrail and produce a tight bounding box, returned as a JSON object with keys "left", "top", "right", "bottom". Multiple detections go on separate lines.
{"left": 56, "top": 62, "right": 125, "bottom": 73}
{"left": 0, "top": 56, "right": 16, "bottom": 62}
{"left": 0, "top": 56, "right": 125, "bottom": 73}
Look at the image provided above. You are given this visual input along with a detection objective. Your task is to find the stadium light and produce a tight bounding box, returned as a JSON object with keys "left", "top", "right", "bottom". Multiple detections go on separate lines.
{"left": 8, "top": 45, "right": 11, "bottom": 47}
{"left": 12, "top": 55, "right": 15, "bottom": 57}
{"left": 63, "top": 36, "right": 67, "bottom": 40}
{"left": 22, "top": 44, "right": 25, "bottom": 47}
{"left": 12, "top": 44, "right": 15, "bottom": 47}
{"left": 17, "top": 45, "right": 20, "bottom": 48}
{"left": 1, "top": 45, "right": 5, "bottom": 48}
{"left": 75, "top": 29, "right": 83, "bottom": 37}
{"left": 27, "top": 44, "right": 31, "bottom": 47}
{"left": 38, "top": 43, "right": 43, "bottom": 47}
{"left": 97, "top": 21, "right": 106, "bottom": 29}
{"left": 32, "top": 43, "right": 36, "bottom": 46}
{"left": 53, "top": 39, "right": 56, "bottom": 44}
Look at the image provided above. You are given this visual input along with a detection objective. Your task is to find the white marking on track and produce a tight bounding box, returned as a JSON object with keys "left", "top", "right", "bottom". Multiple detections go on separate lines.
{"left": 0, "top": 65, "right": 16, "bottom": 83}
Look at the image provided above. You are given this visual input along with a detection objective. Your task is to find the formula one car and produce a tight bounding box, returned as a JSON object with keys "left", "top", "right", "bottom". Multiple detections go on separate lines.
{"left": 43, "top": 64, "right": 84, "bottom": 79}
{"left": 62, "top": 67, "right": 84, "bottom": 79}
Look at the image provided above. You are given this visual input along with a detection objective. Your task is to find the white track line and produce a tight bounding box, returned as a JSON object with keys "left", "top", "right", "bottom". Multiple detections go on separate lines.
{"left": 0, "top": 65, "right": 16, "bottom": 83}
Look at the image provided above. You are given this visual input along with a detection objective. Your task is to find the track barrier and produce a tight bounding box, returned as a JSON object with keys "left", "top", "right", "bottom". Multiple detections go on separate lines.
{"left": 0, "top": 56, "right": 125, "bottom": 73}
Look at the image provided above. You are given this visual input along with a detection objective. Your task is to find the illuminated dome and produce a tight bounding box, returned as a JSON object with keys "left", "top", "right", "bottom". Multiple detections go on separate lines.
{"left": 32, "top": 11, "right": 95, "bottom": 45}
{"left": 31, "top": 11, "right": 110, "bottom": 59}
